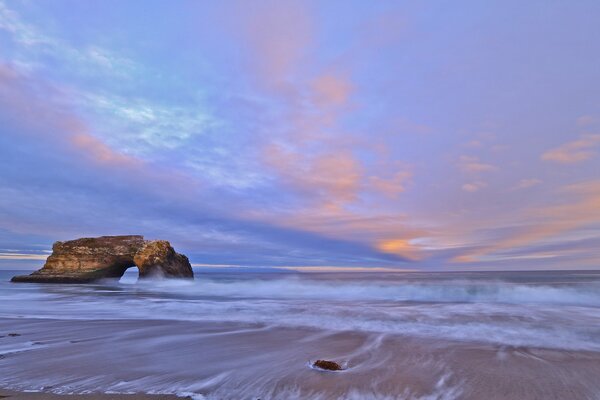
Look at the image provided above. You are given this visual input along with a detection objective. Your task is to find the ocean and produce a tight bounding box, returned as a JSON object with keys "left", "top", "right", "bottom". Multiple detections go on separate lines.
{"left": 1, "top": 269, "right": 600, "bottom": 399}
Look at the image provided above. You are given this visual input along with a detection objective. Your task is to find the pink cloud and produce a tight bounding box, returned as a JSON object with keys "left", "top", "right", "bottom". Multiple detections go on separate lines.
{"left": 0, "top": 63, "right": 142, "bottom": 170}
{"left": 311, "top": 73, "right": 353, "bottom": 107}
{"left": 0, "top": 62, "right": 208, "bottom": 203}
{"left": 541, "top": 134, "right": 600, "bottom": 164}
{"left": 453, "top": 180, "right": 600, "bottom": 263}
{"left": 229, "top": 0, "right": 314, "bottom": 87}
{"left": 512, "top": 178, "right": 542, "bottom": 190}
{"left": 576, "top": 115, "right": 596, "bottom": 127}
{"left": 458, "top": 155, "right": 497, "bottom": 173}
{"left": 263, "top": 143, "right": 362, "bottom": 210}
{"left": 376, "top": 238, "right": 421, "bottom": 260}
{"left": 462, "top": 181, "right": 487, "bottom": 192}
{"left": 70, "top": 133, "right": 140, "bottom": 167}
{"left": 369, "top": 171, "right": 411, "bottom": 198}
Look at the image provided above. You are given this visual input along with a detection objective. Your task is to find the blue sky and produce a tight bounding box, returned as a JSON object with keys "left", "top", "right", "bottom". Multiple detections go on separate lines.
{"left": 1, "top": 0, "right": 600, "bottom": 271}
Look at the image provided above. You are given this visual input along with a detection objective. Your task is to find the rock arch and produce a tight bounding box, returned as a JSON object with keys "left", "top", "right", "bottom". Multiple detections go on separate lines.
{"left": 11, "top": 235, "right": 193, "bottom": 283}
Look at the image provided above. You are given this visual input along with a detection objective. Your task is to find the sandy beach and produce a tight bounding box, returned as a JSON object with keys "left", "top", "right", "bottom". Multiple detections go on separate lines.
{"left": 0, "top": 390, "right": 186, "bottom": 400}
{"left": 2, "top": 316, "right": 600, "bottom": 399}
{"left": 2, "top": 270, "right": 600, "bottom": 399}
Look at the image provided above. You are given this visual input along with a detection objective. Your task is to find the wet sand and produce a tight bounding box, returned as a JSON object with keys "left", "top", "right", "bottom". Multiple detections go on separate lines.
{"left": 2, "top": 317, "right": 600, "bottom": 399}
{"left": 0, "top": 390, "right": 186, "bottom": 399}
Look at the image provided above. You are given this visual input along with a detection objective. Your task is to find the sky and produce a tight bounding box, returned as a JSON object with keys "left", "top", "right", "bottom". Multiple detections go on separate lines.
{"left": 1, "top": 0, "right": 599, "bottom": 272}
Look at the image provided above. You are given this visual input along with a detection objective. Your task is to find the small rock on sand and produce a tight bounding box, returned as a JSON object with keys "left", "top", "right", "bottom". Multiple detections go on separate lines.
{"left": 313, "top": 359, "right": 343, "bottom": 371}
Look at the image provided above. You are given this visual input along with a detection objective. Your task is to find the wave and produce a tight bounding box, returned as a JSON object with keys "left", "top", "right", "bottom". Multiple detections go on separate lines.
{"left": 124, "top": 274, "right": 600, "bottom": 306}
{"left": 2, "top": 274, "right": 600, "bottom": 351}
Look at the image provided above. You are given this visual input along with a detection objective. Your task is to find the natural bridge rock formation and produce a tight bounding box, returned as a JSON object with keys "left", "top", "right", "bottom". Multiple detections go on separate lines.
{"left": 11, "top": 235, "right": 193, "bottom": 283}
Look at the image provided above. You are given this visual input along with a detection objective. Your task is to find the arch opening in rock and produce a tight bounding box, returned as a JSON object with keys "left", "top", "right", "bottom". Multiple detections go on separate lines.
{"left": 119, "top": 265, "right": 140, "bottom": 284}
{"left": 11, "top": 235, "right": 194, "bottom": 283}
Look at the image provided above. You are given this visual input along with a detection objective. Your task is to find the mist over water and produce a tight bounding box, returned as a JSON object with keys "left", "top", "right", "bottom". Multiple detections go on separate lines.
{"left": 3, "top": 270, "right": 600, "bottom": 350}
{"left": 2, "top": 269, "right": 600, "bottom": 399}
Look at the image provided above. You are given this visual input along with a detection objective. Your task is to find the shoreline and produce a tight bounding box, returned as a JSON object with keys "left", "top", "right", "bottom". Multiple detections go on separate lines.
{"left": 2, "top": 270, "right": 600, "bottom": 400}
{"left": 0, "top": 389, "right": 190, "bottom": 399}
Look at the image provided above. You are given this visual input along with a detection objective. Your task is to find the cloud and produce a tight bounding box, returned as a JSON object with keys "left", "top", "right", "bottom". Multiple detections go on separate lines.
{"left": 0, "top": 64, "right": 143, "bottom": 169}
{"left": 78, "top": 91, "right": 218, "bottom": 154}
{"left": 458, "top": 155, "right": 497, "bottom": 173}
{"left": 453, "top": 180, "right": 600, "bottom": 263}
{"left": 230, "top": 5, "right": 411, "bottom": 215}
{"left": 369, "top": 171, "right": 411, "bottom": 198}
{"left": 376, "top": 238, "right": 421, "bottom": 260}
{"left": 541, "top": 134, "right": 600, "bottom": 164}
{"left": 0, "top": 2, "right": 220, "bottom": 161}
{"left": 0, "top": 252, "right": 47, "bottom": 260}
{"left": 576, "top": 115, "right": 596, "bottom": 127}
{"left": 311, "top": 73, "right": 353, "bottom": 107}
{"left": 0, "top": 61, "right": 417, "bottom": 268}
{"left": 263, "top": 144, "right": 363, "bottom": 210}
{"left": 229, "top": 0, "right": 314, "bottom": 87}
{"left": 0, "top": 1, "right": 45, "bottom": 46}
{"left": 0, "top": 2, "right": 136, "bottom": 78}
{"left": 278, "top": 265, "right": 416, "bottom": 273}
{"left": 462, "top": 181, "right": 487, "bottom": 192}
{"left": 463, "top": 140, "right": 483, "bottom": 148}
{"left": 70, "top": 133, "right": 141, "bottom": 167}
{"left": 512, "top": 178, "right": 542, "bottom": 190}
{"left": 3, "top": 1, "right": 600, "bottom": 271}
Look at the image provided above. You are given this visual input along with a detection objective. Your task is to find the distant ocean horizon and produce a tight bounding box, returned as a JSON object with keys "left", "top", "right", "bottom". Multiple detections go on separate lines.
{"left": 6, "top": 264, "right": 600, "bottom": 273}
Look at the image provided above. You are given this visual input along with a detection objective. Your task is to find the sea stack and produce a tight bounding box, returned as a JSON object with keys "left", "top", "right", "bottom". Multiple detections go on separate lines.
{"left": 11, "top": 235, "right": 193, "bottom": 283}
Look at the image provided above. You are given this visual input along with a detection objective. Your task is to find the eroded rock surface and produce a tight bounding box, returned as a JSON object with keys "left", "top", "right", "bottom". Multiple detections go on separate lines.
{"left": 134, "top": 240, "right": 193, "bottom": 279}
{"left": 11, "top": 235, "right": 193, "bottom": 283}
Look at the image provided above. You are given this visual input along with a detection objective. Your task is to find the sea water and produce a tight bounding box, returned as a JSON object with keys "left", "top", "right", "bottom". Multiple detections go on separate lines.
{"left": 1, "top": 269, "right": 600, "bottom": 399}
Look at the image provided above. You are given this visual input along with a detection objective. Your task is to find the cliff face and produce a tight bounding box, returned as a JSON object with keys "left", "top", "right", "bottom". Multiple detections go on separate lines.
{"left": 11, "top": 235, "right": 193, "bottom": 283}
{"left": 134, "top": 240, "right": 193, "bottom": 278}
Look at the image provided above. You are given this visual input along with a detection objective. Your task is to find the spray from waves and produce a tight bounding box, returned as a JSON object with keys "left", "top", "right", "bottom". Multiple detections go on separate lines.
{"left": 2, "top": 273, "right": 600, "bottom": 351}
{"left": 122, "top": 274, "right": 600, "bottom": 306}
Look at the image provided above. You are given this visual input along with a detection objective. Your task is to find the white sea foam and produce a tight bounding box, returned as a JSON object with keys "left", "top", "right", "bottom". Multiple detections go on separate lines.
{"left": 121, "top": 275, "right": 600, "bottom": 305}
{"left": 2, "top": 273, "right": 600, "bottom": 351}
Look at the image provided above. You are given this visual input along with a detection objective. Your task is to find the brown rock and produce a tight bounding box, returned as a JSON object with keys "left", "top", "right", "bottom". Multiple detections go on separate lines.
{"left": 134, "top": 240, "right": 193, "bottom": 279}
{"left": 313, "top": 359, "right": 344, "bottom": 371}
{"left": 11, "top": 235, "right": 194, "bottom": 283}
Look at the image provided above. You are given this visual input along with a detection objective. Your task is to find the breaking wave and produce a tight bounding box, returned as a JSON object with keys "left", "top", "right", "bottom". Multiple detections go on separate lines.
{"left": 2, "top": 271, "right": 600, "bottom": 351}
